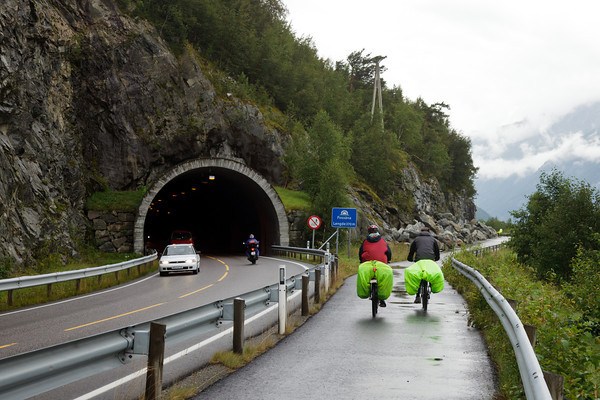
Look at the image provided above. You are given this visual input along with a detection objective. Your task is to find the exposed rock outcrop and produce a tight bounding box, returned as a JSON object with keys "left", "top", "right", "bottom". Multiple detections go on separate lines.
{"left": 349, "top": 163, "right": 496, "bottom": 250}
{"left": 0, "top": 0, "right": 494, "bottom": 268}
{"left": 0, "top": 0, "right": 287, "bottom": 265}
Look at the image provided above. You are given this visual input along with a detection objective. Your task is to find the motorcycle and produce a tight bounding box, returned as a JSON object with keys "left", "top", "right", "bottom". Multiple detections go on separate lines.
{"left": 247, "top": 246, "right": 258, "bottom": 264}
{"left": 243, "top": 241, "right": 259, "bottom": 264}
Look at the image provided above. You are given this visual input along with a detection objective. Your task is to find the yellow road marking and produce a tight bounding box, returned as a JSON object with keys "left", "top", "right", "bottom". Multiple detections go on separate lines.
{"left": 65, "top": 257, "right": 231, "bottom": 330}
{"left": 206, "top": 256, "right": 230, "bottom": 282}
{"left": 65, "top": 303, "right": 164, "bottom": 331}
{"left": 179, "top": 256, "right": 230, "bottom": 298}
{"left": 179, "top": 284, "right": 214, "bottom": 298}
{"left": 0, "top": 343, "right": 17, "bottom": 349}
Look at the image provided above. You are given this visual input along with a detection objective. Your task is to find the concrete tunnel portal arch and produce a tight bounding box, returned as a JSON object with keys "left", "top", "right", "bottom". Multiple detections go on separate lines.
{"left": 134, "top": 158, "right": 289, "bottom": 255}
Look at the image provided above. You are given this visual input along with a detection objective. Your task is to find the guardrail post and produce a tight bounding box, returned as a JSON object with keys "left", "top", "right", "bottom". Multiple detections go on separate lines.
{"left": 524, "top": 324, "right": 537, "bottom": 347}
{"left": 278, "top": 266, "right": 287, "bottom": 334}
{"left": 315, "top": 268, "right": 321, "bottom": 304}
{"left": 324, "top": 251, "right": 330, "bottom": 293}
{"left": 76, "top": 278, "right": 82, "bottom": 293}
{"left": 233, "top": 298, "right": 245, "bottom": 354}
{"left": 543, "top": 371, "right": 564, "bottom": 400}
{"left": 145, "top": 322, "right": 166, "bottom": 400}
{"left": 46, "top": 283, "right": 52, "bottom": 299}
{"left": 302, "top": 274, "right": 309, "bottom": 316}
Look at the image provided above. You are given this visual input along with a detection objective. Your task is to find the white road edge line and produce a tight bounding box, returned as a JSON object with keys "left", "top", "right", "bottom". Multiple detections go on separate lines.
{"left": 0, "top": 274, "right": 159, "bottom": 318}
{"left": 74, "top": 290, "right": 303, "bottom": 400}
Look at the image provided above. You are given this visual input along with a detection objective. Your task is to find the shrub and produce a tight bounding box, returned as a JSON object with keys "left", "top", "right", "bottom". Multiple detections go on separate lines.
{"left": 446, "top": 248, "right": 600, "bottom": 399}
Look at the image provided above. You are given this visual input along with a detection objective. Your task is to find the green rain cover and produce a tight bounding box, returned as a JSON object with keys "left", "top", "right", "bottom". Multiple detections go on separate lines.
{"left": 404, "top": 259, "right": 445, "bottom": 295}
{"left": 356, "top": 260, "right": 394, "bottom": 300}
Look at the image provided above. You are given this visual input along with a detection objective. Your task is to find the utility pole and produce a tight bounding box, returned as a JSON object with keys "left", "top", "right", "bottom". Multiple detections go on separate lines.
{"left": 370, "top": 55, "right": 386, "bottom": 130}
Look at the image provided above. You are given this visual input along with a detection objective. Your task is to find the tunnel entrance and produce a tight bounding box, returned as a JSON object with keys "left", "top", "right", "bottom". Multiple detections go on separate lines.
{"left": 133, "top": 158, "right": 289, "bottom": 255}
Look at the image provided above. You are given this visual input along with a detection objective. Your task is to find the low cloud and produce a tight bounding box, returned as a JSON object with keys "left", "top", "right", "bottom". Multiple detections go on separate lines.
{"left": 475, "top": 131, "right": 600, "bottom": 180}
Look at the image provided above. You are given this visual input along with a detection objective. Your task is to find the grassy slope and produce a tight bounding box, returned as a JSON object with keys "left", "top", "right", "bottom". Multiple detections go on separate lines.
{"left": 444, "top": 249, "right": 600, "bottom": 399}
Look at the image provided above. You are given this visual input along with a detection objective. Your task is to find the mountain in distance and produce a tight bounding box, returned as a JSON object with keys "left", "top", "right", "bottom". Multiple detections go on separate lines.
{"left": 475, "top": 102, "right": 600, "bottom": 221}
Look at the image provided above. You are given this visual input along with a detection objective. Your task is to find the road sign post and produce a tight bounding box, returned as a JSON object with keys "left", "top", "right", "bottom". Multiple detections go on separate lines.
{"left": 307, "top": 215, "right": 322, "bottom": 248}
{"left": 331, "top": 208, "right": 357, "bottom": 257}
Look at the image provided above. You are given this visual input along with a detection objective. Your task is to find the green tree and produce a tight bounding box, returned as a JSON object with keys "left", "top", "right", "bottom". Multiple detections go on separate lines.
{"left": 313, "top": 158, "right": 350, "bottom": 225}
{"left": 509, "top": 170, "right": 600, "bottom": 281}
{"left": 116, "top": 0, "right": 478, "bottom": 207}
{"left": 295, "top": 110, "right": 350, "bottom": 200}
{"left": 351, "top": 113, "right": 403, "bottom": 196}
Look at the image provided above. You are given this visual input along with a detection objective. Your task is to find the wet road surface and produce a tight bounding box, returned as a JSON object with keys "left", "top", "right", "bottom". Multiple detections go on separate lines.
{"left": 195, "top": 259, "right": 498, "bottom": 399}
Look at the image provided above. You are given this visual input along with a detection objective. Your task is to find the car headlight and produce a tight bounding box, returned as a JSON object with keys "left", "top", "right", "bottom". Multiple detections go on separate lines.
{"left": 160, "top": 260, "right": 168, "bottom": 265}
{"left": 186, "top": 259, "right": 194, "bottom": 264}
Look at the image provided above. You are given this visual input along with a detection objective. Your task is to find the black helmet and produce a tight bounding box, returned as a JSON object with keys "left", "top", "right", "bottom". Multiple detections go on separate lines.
{"left": 367, "top": 224, "right": 379, "bottom": 234}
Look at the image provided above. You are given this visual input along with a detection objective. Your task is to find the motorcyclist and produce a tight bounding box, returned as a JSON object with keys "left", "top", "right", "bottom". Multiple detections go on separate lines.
{"left": 358, "top": 224, "right": 392, "bottom": 307}
{"left": 407, "top": 226, "right": 440, "bottom": 303}
{"left": 244, "top": 234, "right": 260, "bottom": 258}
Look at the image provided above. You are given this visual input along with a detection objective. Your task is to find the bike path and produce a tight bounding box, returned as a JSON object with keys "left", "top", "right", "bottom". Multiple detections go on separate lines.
{"left": 195, "top": 249, "right": 499, "bottom": 399}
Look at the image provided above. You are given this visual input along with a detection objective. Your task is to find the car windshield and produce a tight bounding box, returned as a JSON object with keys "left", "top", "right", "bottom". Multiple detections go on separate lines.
{"left": 171, "top": 231, "right": 192, "bottom": 241}
{"left": 164, "top": 246, "right": 194, "bottom": 256}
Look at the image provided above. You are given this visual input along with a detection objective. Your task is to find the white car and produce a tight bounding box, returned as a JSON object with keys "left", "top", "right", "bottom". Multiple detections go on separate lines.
{"left": 159, "top": 244, "right": 200, "bottom": 276}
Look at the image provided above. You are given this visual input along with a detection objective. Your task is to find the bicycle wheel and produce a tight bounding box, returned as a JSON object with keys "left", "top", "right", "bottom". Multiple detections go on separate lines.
{"left": 371, "top": 280, "right": 378, "bottom": 318}
{"left": 420, "top": 280, "right": 429, "bottom": 311}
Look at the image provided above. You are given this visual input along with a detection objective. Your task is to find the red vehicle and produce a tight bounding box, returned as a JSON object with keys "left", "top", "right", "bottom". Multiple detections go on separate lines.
{"left": 170, "top": 230, "right": 194, "bottom": 245}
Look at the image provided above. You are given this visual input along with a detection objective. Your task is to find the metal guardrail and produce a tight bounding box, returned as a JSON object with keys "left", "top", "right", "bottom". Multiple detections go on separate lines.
{"left": 0, "top": 246, "right": 330, "bottom": 399}
{"left": 451, "top": 257, "right": 552, "bottom": 400}
{"left": 0, "top": 252, "right": 158, "bottom": 292}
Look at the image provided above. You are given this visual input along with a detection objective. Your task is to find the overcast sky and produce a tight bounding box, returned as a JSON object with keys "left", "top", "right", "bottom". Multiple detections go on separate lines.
{"left": 280, "top": 0, "right": 600, "bottom": 180}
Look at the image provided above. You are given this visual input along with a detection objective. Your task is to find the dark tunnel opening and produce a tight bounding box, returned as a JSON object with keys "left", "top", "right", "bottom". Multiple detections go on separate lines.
{"left": 143, "top": 167, "right": 280, "bottom": 255}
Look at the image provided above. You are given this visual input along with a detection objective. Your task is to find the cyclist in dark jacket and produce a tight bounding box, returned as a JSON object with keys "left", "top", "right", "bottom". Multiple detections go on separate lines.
{"left": 359, "top": 224, "right": 392, "bottom": 307}
{"left": 407, "top": 226, "right": 440, "bottom": 303}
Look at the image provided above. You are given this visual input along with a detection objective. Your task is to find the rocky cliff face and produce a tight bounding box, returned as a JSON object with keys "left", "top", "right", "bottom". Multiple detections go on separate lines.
{"left": 350, "top": 163, "right": 494, "bottom": 250}
{"left": 0, "top": 0, "right": 493, "bottom": 268}
{"left": 0, "top": 0, "right": 286, "bottom": 266}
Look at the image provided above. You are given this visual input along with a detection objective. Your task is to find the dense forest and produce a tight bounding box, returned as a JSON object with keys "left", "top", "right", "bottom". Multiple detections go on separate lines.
{"left": 115, "top": 0, "right": 477, "bottom": 216}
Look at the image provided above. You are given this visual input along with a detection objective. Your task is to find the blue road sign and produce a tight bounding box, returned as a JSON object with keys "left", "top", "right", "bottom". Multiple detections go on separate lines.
{"left": 331, "top": 207, "right": 357, "bottom": 228}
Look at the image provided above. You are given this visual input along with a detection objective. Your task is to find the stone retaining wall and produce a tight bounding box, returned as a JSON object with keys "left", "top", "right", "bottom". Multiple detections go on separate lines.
{"left": 87, "top": 211, "right": 135, "bottom": 253}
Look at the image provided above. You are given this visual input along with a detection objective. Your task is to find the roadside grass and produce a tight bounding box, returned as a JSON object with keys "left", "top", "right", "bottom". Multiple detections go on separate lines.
{"left": 0, "top": 249, "right": 155, "bottom": 311}
{"left": 273, "top": 186, "right": 311, "bottom": 212}
{"left": 85, "top": 188, "right": 146, "bottom": 212}
{"left": 445, "top": 248, "right": 600, "bottom": 399}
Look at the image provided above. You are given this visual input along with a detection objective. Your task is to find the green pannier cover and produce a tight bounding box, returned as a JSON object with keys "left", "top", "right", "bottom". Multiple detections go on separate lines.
{"left": 404, "top": 259, "right": 445, "bottom": 295}
{"left": 356, "top": 260, "right": 394, "bottom": 300}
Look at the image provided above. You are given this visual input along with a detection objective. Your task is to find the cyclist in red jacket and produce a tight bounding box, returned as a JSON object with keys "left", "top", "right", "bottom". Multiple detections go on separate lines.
{"left": 359, "top": 224, "right": 392, "bottom": 307}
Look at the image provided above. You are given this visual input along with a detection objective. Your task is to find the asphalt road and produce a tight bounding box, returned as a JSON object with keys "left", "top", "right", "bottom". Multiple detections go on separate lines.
{"left": 0, "top": 254, "right": 309, "bottom": 359}
{"left": 195, "top": 246, "right": 503, "bottom": 399}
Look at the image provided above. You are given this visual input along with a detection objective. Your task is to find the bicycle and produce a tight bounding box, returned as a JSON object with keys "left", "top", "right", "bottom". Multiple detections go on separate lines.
{"left": 419, "top": 279, "right": 431, "bottom": 311}
{"left": 369, "top": 278, "right": 378, "bottom": 318}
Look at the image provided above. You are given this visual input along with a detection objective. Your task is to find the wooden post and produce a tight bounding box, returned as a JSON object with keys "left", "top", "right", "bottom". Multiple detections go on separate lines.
{"left": 114, "top": 271, "right": 119, "bottom": 283}
{"left": 76, "top": 278, "right": 82, "bottom": 293}
{"left": 7, "top": 289, "right": 13, "bottom": 306}
{"left": 524, "top": 324, "right": 537, "bottom": 347}
{"left": 315, "top": 269, "right": 321, "bottom": 304}
{"left": 46, "top": 283, "right": 52, "bottom": 299}
{"left": 233, "top": 298, "right": 245, "bottom": 354}
{"left": 145, "top": 322, "right": 166, "bottom": 400}
{"left": 302, "top": 274, "right": 309, "bottom": 316}
{"left": 506, "top": 298, "right": 518, "bottom": 310}
{"left": 543, "top": 371, "right": 564, "bottom": 400}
